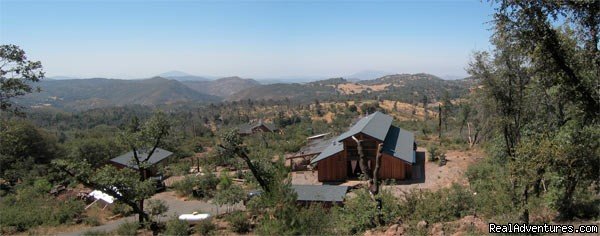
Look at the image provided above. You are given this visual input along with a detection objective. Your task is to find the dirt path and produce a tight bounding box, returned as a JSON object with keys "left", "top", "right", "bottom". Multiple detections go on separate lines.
{"left": 385, "top": 148, "right": 484, "bottom": 196}
{"left": 61, "top": 191, "right": 243, "bottom": 235}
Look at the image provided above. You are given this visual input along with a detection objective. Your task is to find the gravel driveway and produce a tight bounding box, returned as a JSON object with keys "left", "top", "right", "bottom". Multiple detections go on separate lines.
{"left": 62, "top": 191, "right": 243, "bottom": 235}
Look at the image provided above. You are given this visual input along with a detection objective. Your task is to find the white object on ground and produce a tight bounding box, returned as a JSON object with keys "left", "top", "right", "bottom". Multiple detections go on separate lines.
{"left": 88, "top": 190, "right": 115, "bottom": 204}
{"left": 178, "top": 212, "right": 211, "bottom": 222}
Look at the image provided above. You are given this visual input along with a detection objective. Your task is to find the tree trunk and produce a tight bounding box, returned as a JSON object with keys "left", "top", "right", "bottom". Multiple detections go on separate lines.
{"left": 137, "top": 199, "right": 147, "bottom": 224}
{"left": 438, "top": 105, "right": 442, "bottom": 142}
{"left": 370, "top": 143, "right": 384, "bottom": 195}
{"left": 352, "top": 136, "right": 372, "bottom": 180}
{"left": 520, "top": 185, "right": 529, "bottom": 224}
{"left": 237, "top": 151, "right": 270, "bottom": 192}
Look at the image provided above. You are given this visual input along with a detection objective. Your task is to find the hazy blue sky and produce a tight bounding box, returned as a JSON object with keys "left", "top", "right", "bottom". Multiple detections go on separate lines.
{"left": 1, "top": 0, "right": 495, "bottom": 79}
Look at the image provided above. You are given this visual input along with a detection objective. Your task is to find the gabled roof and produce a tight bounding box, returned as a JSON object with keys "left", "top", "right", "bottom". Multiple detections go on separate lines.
{"left": 310, "top": 140, "right": 344, "bottom": 164}
{"left": 382, "top": 125, "right": 415, "bottom": 163}
{"left": 238, "top": 120, "right": 278, "bottom": 134}
{"left": 336, "top": 111, "right": 393, "bottom": 142}
{"left": 291, "top": 136, "right": 336, "bottom": 158}
{"left": 110, "top": 148, "right": 173, "bottom": 170}
{"left": 291, "top": 185, "right": 348, "bottom": 202}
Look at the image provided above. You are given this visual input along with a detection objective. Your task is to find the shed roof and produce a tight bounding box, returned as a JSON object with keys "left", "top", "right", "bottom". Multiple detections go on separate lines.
{"left": 291, "top": 136, "right": 336, "bottom": 158}
{"left": 291, "top": 185, "right": 348, "bottom": 202}
{"left": 110, "top": 148, "right": 173, "bottom": 170}
{"left": 382, "top": 125, "right": 416, "bottom": 163}
{"left": 310, "top": 140, "right": 344, "bottom": 164}
{"left": 238, "top": 120, "right": 278, "bottom": 134}
{"left": 336, "top": 111, "right": 393, "bottom": 142}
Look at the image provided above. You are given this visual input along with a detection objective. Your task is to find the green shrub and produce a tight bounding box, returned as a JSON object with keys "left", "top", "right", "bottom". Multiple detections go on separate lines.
{"left": 194, "top": 219, "right": 216, "bottom": 235}
{"left": 399, "top": 184, "right": 474, "bottom": 224}
{"left": 466, "top": 158, "right": 514, "bottom": 217}
{"left": 427, "top": 144, "right": 440, "bottom": 162}
{"left": 332, "top": 188, "right": 401, "bottom": 235}
{"left": 54, "top": 199, "right": 85, "bottom": 224}
{"left": 172, "top": 173, "right": 218, "bottom": 199}
{"left": 226, "top": 211, "right": 251, "bottom": 233}
{"left": 164, "top": 218, "right": 189, "bottom": 236}
{"left": 111, "top": 202, "right": 133, "bottom": 216}
{"left": 0, "top": 185, "right": 84, "bottom": 232}
{"left": 115, "top": 221, "right": 138, "bottom": 236}
{"left": 83, "top": 216, "right": 101, "bottom": 226}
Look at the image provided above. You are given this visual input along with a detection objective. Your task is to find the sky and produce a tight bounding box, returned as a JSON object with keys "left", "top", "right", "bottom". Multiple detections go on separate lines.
{"left": 0, "top": 0, "right": 496, "bottom": 80}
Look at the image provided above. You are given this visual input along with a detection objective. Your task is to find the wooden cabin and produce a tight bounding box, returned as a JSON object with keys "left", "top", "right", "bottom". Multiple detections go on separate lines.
{"left": 238, "top": 120, "right": 279, "bottom": 135}
{"left": 311, "top": 112, "right": 416, "bottom": 182}
{"left": 109, "top": 147, "right": 173, "bottom": 177}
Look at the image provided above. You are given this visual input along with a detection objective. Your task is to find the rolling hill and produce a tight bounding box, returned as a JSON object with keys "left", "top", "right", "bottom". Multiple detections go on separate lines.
{"left": 182, "top": 76, "right": 261, "bottom": 97}
{"left": 227, "top": 73, "right": 472, "bottom": 103}
{"left": 18, "top": 77, "right": 221, "bottom": 110}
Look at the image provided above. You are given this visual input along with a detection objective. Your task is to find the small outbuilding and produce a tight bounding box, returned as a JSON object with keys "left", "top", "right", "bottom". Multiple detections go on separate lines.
{"left": 109, "top": 148, "right": 173, "bottom": 177}
{"left": 291, "top": 184, "right": 349, "bottom": 206}
{"left": 238, "top": 120, "right": 279, "bottom": 135}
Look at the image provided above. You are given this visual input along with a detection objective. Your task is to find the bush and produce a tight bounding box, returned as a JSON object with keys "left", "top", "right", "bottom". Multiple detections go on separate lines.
{"left": 0, "top": 185, "right": 85, "bottom": 233}
{"left": 226, "top": 211, "right": 251, "bottom": 233}
{"left": 398, "top": 184, "right": 475, "bottom": 223}
{"left": 332, "top": 188, "right": 401, "bottom": 235}
{"left": 194, "top": 219, "right": 216, "bottom": 235}
{"left": 146, "top": 199, "right": 168, "bottom": 220}
{"left": 172, "top": 173, "right": 218, "bottom": 199}
{"left": 427, "top": 144, "right": 440, "bottom": 162}
{"left": 164, "top": 218, "right": 189, "bottom": 236}
{"left": 111, "top": 202, "right": 133, "bottom": 216}
{"left": 83, "top": 216, "right": 101, "bottom": 226}
{"left": 115, "top": 221, "right": 138, "bottom": 236}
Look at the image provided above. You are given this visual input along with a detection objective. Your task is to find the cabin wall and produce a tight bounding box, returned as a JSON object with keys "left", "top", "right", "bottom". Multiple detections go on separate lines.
{"left": 317, "top": 153, "right": 347, "bottom": 182}
{"left": 378, "top": 154, "right": 407, "bottom": 180}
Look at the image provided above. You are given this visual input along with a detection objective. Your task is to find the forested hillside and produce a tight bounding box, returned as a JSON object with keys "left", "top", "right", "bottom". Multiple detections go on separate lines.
{"left": 17, "top": 77, "right": 221, "bottom": 110}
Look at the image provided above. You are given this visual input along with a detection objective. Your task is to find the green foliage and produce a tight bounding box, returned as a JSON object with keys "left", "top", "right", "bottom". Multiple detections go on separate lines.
{"left": 466, "top": 158, "right": 514, "bottom": 218}
{"left": 146, "top": 199, "right": 169, "bottom": 220}
{"left": 0, "top": 184, "right": 84, "bottom": 233}
{"left": 0, "top": 119, "right": 61, "bottom": 184}
{"left": 163, "top": 217, "right": 189, "bottom": 236}
{"left": 398, "top": 184, "right": 475, "bottom": 224}
{"left": 0, "top": 44, "right": 45, "bottom": 113}
{"left": 83, "top": 216, "right": 101, "bottom": 226}
{"left": 426, "top": 145, "right": 440, "bottom": 162}
{"left": 172, "top": 173, "right": 218, "bottom": 199}
{"left": 226, "top": 211, "right": 251, "bottom": 233}
{"left": 332, "top": 188, "right": 401, "bottom": 235}
{"left": 111, "top": 202, "right": 134, "bottom": 217}
{"left": 115, "top": 221, "right": 139, "bottom": 236}
{"left": 194, "top": 219, "right": 216, "bottom": 236}
{"left": 214, "top": 184, "right": 244, "bottom": 207}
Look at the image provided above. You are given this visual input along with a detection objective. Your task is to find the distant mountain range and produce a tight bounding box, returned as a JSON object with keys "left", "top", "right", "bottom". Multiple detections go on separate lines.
{"left": 24, "top": 73, "right": 473, "bottom": 110}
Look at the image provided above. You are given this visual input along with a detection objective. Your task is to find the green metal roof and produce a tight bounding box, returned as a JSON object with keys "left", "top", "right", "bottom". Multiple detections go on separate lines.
{"left": 291, "top": 184, "right": 348, "bottom": 202}
{"left": 382, "top": 125, "right": 416, "bottom": 163}
{"left": 110, "top": 148, "right": 173, "bottom": 170}
{"left": 336, "top": 111, "right": 393, "bottom": 142}
{"left": 310, "top": 140, "right": 344, "bottom": 164}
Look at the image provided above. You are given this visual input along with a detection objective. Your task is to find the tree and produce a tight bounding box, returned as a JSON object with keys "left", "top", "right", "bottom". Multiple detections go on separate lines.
{"left": 0, "top": 119, "right": 60, "bottom": 184}
{"left": 468, "top": 0, "right": 600, "bottom": 221}
{"left": 0, "top": 45, "right": 45, "bottom": 114}
{"left": 55, "top": 112, "right": 171, "bottom": 225}
{"left": 218, "top": 129, "right": 270, "bottom": 192}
